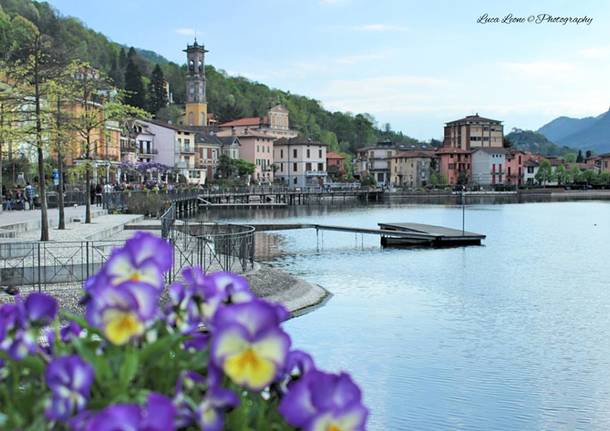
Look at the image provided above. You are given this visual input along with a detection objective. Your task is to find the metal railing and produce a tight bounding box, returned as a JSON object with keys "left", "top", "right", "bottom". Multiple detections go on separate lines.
{"left": 167, "top": 220, "right": 255, "bottom": 280}
{"left": 0, "top": 221, "right": 255, "bottom": 291}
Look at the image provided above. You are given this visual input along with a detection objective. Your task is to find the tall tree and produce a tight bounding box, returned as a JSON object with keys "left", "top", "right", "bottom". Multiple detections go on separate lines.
{"left": 124, "top": 48, "right": 146, "bottom": 109}
{"left": 148, "top": 64, "right": 168, "bottom": 114}
{"left": 576, "top": 150, "right": 583, "bottom": 163}
{"left": 2, "top": 16, "right": 64, "bottom": 240}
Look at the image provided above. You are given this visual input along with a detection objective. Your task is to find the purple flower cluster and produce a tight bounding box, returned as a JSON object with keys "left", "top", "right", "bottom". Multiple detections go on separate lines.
{"left": 0, "top": 293, "right": 57, "bottom": 360}
{"left": 0, "top": 232, "right": 369, "bottom": 430}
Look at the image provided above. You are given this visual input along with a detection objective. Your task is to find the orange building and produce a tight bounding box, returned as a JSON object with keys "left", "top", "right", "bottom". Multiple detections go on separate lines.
{"left": 326, "top": 151, "right": 346, "bottom": 176}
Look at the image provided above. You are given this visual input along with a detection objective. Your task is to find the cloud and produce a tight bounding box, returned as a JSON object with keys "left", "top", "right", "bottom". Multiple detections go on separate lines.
{"left": 580, "top": 46, "right": 610, "bottom": 59}
{"left": 175, "top": 27, "right": 197, "bottom": 37}
{"left": 351, "top": 23, "right": 408, "bottom": 32}
{"left": 499, "top": 61, "right": 576, "bottom": 76}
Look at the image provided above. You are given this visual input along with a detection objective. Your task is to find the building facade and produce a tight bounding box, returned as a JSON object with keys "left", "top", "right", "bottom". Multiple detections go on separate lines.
{"left": 234, "top": 131, "right": 275, "bottom": 183}
{"left": 217, "top": 105, "right": 298, "bottom": 139}
{"left": 436, "top": 147, "right": 471, "bottom": 185}
{"left": 326, "top": 151, "right": 346, "bottom": 177}
{"left": 274, "top": 137, "right": 327, "bottom": 188}
{"left": 389, "top": 151, "right": 435, "bottom": 188}
{"left": 471, "top": 148, "right": 508, "bottom": 186}
{"left": 443, "top": 114, "right": 504, "bottom": 150}
{"left": 354, "top": 140, "right": 396, "bottom": 186}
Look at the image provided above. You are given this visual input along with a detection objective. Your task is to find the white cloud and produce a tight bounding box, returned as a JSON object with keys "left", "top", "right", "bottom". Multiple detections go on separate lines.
{"left": 499, "top": 61, "right": 576, "bottom": 76}
{"left": 175, "top": 28, "right": 197, "bottom": 37}
{"left": 351, "top": 23, "right": 408, "bottom": 32}
{"left": 580, "top": 46, "right": 610, "bottom": 59}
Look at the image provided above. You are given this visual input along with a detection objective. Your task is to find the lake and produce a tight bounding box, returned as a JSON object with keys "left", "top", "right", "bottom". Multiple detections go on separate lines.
{"left": 214, "top": 200, "right": 610, "bottom": 431}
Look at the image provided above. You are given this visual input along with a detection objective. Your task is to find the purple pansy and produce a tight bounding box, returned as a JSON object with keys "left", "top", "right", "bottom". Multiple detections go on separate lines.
{"left": 94, "top": 232, "right": 172, "bottom": 291}
{"left": 85, "top": 281, "right": 160, "bottom": 345}
{"left": 173, "top": 370, "right": 207, "bottom": 428}
{"left": 210, "top": 299, "right": 291, "bottom": 391}
{"left": 84, "top": 393, "right": 175, "bottom": 431}
{"left": 279, "top": 370, "right": 368, "bottom": 431}
{"left": 195, "top": 386, "right": 239, "bottom": 431}
{"left": 61, "top": 321, "right": 83, "bottom": 342}
{"left": 0, "top": 293, "right": 57, "bottom": 360}
{"left": 45, "top": 355, "right": 95, "bottom": 421}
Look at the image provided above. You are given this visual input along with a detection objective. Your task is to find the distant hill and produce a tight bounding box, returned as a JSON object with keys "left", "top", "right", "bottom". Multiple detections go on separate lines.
{"left": 538, "top": 115, "right": 598, "bottom": 142}
{"left": 505, "top": 129, "right": 576, "bottom": 156}
{"left": 538, "top": 110, "right": 610, "bottom": 154}
{"left": 0, "top": 0, "right": 422, "bottom": 155}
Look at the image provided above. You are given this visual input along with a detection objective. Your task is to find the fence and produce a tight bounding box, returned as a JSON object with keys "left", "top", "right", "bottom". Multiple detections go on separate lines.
{"left": 0, "top": 221, "right": 255, "bottom": 291}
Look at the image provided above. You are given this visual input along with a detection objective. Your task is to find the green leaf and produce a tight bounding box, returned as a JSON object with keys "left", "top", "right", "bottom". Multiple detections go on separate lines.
{"left": 139, "top": 334, "right": 180, "bottom": 364}
{"left": 118, "top": 347, "right": 139, "bottom": 389}
{"left": 19, "top": 356, "right": 45, "bottom": 375}
{"left": 72, "top": 339, "right": 112, "bottom": 382}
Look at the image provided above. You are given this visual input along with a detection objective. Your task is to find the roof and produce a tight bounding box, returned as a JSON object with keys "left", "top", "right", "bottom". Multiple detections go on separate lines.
{"left": 219, "top": 136, "right": 240, "bottom": 146}
{"left": 194, "top": 131, "right": 223, "bottom": 147}
{"left": 233, "top": 130, "right": 275, "bottom": 139}
{"left": 472, "top": 147, "right": 508, "bottom": 155}
{"left": 274, "top": 137, "right": 327, "bottom": 147}
{"left": 392, "top": 151, "right": 436, "bottom": 159}
{"left": 142, "top": 118, "right": 210, "bottom": 134}
{"left": 445, "top": 113, "right": 502, "bottom": 125}
{"left": 435, "top": 147, "right": 471, "bottom": 154}
{"left": 326, "top": 151, "right": 345, "bottom": 160}
{"left": 218, "top": 117, "right": 268, "bottom": 128}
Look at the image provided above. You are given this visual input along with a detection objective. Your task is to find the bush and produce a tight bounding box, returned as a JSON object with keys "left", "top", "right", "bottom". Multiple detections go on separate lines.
{"left": 0, "top": 232, "right": 368, "bottom": 430}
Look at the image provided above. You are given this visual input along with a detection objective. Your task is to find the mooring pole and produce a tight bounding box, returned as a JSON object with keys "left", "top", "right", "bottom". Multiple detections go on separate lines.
{"left": 461, "top": 185, "right": 465, "bottom": 236}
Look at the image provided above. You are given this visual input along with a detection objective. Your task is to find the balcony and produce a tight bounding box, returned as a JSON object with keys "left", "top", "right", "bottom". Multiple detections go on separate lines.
{"left": 305, "top": 170, "right": 327, "bottom": 177}
{"left": 180, "top": 147, "right": 196, "bottom": 154}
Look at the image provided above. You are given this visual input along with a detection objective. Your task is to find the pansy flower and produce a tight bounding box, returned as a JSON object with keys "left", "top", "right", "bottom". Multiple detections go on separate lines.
{"left": 211, "top": 299, "right": 290, "bottom": 390}
{"left": 100, "top": 232, "right": 172, "bottom": 291}
{"left": 85, "top": 281, "right": 159, "bottom": 345}
{"left": 84, "top": 392, "right": 175, "bottom": 431}
{"left": 45, "top": 355, "right": 95, "bottom": 421}
{"left": 279, "top": 369, "right": 368, "bottom": 431}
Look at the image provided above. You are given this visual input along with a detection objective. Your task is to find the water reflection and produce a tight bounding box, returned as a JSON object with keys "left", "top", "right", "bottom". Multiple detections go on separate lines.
{"left": 211, "top": 201, "right": 610, "bottom": 431}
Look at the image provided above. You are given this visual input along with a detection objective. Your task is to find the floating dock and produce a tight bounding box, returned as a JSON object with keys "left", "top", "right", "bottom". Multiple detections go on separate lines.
{"left": 250, "top": 222, "right": 485, "bottom": 248}
{"left": 377, "top": 223, "right": 485, "bottom": 247}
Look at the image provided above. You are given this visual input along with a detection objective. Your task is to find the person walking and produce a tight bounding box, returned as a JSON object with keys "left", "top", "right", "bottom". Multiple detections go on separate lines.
{"left": 25, "top": 182, "right": 34, "bottom": 210}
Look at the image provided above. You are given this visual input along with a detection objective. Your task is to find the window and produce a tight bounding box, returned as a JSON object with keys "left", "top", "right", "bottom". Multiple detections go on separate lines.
{"left": 293, "top": 163, "right": 297, "bottom": 172}
{"left": 318, "top": 163, "right": 324, "bottom": 171}
{"left": 257, "top": 145, "right": 259, "bottom": 152}
{"left": 306, "top": 162, "right": 312, "bottom": 171}
{"left": 307, "top": 149, "right": 310, "bottom": 158}
{"left": 319, "top": 149, "right": 322, "bottom": 158}
{"left": 280, "top": 149, "right": 284, "bottom": 158}
{"left": 293, "top": 149, "right": 297, "bottom": 158}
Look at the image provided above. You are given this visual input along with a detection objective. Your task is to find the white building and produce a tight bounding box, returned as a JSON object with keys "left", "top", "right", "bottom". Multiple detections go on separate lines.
{"left": 274, "top": 137, "right": 327, "bottom": 188}
{"left": 471, "top": 147, "right": 508, "bottom": 186}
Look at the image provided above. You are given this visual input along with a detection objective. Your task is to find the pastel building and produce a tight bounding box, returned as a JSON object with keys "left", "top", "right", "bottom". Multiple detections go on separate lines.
{"left": 471, "top": 148, "right": 508, "bottom": 186}
{"left": 436, "top": 147, "right": 471, "bottom": 185}
{"left": 234, "top": 131, "right": 275, "bottom": 183}
{"left": 274, "top": 137, "right": 327, "bottom": 188}
{"left": 354, "top": 140, "right": 396, "bottom": 186}
{"left": 389, "top": 151, "right": 436, "bottom": 188}
{"left": 443, "top": 113, "right": 504, "bottom": 150}
{"left": 326, "top": 151, "right": 346, "bottom": 177}
{"left": 217, "top": 105, "right": 298, "bottom": 139}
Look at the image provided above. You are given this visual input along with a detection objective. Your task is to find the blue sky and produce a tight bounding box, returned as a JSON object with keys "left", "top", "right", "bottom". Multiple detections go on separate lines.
{"left": 48, "top": 0, "right": 610, "bottom": 140}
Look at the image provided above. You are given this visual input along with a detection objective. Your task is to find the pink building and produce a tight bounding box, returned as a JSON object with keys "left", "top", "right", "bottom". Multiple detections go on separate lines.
{"left": 436, "top": 147, "right": 471, "bottom": 185}
{"left": 233, "top": 130, "right": 275, "bottom": 183}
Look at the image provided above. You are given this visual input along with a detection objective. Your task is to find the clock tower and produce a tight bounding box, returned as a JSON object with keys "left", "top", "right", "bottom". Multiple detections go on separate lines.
{"left": 184, "top": 40, "right": 208, "bottom": 126}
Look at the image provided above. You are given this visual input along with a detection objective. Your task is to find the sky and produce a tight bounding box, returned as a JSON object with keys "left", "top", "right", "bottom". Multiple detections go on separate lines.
{"left": 47, "top": 0, "right": 610, "bottom": 140}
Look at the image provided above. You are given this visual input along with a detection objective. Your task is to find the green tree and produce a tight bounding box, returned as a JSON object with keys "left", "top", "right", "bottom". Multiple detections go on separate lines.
{"left": 148, "top": 63, "right": 167, "bottom": 114}
{"left": 576, "top": 150, "right": 583, "bottom": 163}
{"left": 554, "top": 164, "right": 567, "bottom": 186}
{"left": 124, "top": 48, "right": 146, "bottom": 109}
{"left": 535, "top": 159, "right": 553, "bottom": 186}
{"left": 564, "top": 153, "right": 577, "bottom": 163}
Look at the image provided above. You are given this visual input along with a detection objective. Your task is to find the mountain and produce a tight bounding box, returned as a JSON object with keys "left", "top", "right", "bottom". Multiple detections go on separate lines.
{"left": 538, "top": 110, "right": 610, "bottom": 154}
{"left": 538, "top": 115, "right": 598, "bottom": 143}
{"left": 0, "top": 0, "right": 421, "bottom": 155}
{"left": 505, "top": 129, "right": 576, "bottom": 156}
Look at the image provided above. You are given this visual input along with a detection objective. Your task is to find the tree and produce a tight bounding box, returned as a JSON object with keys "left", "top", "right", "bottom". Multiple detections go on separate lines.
{"left": 2, "top": 16, "right": 64, "bottom": 240}
{"left": 585, "top": 150, "right": 592, "bottom": 159}
{"left": 576, "top": 150, "right": 583, "bottom": 163}
{"left": 148, "top": 64, "right": 168, "bottom": 115}
{"left": 124, "top": 48, "right": 146, "bottom": 109}
{"left": 535, "top": 159, "right": 553, "bottom": 186}
{"left": 554, "top": 164, "right": 567, "bottom": 186}
{"left": 564, "top": 153, "right": 577, "bottom": 163}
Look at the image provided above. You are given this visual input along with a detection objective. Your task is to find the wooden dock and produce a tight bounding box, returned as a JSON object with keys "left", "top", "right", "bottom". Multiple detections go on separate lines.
{"left": 250, "top": 222, "right": 485, "bottom": 248}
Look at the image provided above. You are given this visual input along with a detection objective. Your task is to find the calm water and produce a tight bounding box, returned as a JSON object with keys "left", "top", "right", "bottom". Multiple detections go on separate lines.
{"left": 215, "top": 201, "right": 610, "bottom": 430}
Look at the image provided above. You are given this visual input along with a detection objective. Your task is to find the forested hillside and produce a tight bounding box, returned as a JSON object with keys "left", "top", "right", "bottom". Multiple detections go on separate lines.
{"left": 0, "top": 0, "right": 422, "bottom": 153}
{"left": 505, "top": 129, "right": 576, "bottom": 157}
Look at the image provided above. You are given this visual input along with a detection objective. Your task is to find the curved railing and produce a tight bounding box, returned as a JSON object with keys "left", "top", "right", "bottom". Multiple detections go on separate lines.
{"left": 166, "top": 220, "right": 256, "bottom": 281}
